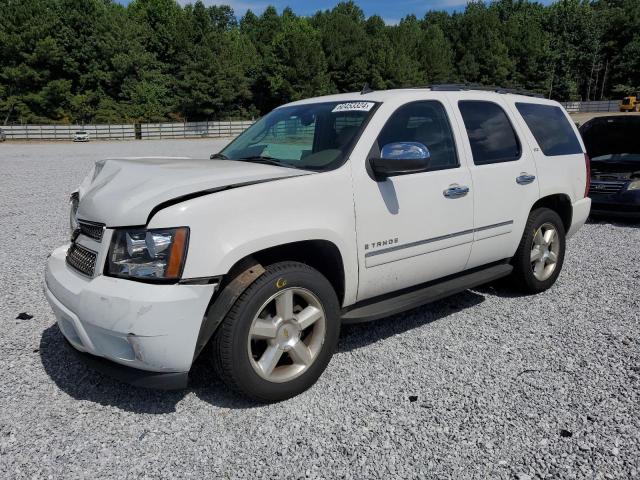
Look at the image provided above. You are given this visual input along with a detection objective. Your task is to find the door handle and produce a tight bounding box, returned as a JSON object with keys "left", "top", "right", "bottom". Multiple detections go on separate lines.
{"left": 443, "top": 185, "right": 470, "bottom": 199}
{"left": 516, "top": 174, "right": 536, "bottom": 185}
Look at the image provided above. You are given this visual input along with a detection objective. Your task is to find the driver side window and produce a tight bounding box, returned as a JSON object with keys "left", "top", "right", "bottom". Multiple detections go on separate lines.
{"left": 377, "top": 101, "right": 459, "bottom": 171}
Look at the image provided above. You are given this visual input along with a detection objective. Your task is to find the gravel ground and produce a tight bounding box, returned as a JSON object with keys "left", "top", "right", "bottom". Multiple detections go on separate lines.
{"left": 0, "top": 139, "right": 639, "bottom": 479}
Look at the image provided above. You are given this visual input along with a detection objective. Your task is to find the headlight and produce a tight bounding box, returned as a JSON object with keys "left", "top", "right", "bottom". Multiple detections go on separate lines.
{"left": 627, "top": 180, "right": 640, "bottom": 191}
{"left": 69, "top": 192, "right": 79, "bottom": 235}
{"left": 106, "top": 227, "right": 189, "bottom": 281}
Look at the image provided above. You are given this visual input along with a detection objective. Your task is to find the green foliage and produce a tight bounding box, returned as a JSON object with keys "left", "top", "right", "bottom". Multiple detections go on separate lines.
{"left": 0, "top": 0, "right": 638, "bottom": 124}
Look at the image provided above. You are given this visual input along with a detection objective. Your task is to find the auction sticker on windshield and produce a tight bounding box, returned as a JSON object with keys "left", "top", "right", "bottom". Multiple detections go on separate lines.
{"left": 332, "top": 102, "right": 375, "bottom": 113}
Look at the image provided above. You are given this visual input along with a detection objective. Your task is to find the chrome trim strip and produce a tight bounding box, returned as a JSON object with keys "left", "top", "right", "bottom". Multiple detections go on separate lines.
{"left": 365, "top": 220, "right": 514, "bottom": 258}
{"left": 473, "top": 220, "right": 514, "bottom": 233}
{"left": 178, "top": 276, "right": 222, "bottom": 286}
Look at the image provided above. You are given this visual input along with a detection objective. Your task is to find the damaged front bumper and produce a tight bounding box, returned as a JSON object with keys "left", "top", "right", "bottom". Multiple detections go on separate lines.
{"left": 589, "top": 192, "right": 640, "bottom": 218}
{"left": 44, "top": 246, "right": 217, "bottom": 389}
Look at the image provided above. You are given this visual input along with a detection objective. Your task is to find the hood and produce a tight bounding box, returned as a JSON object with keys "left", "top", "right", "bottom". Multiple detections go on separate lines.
{"left": 76, "top": 157, "right": 311, "bottom": 226}
{"left": 579, "top": 115, "right": 640, "bottom": 159}
{"left": 580, "top": 116, "right": 640, "bottom": 181}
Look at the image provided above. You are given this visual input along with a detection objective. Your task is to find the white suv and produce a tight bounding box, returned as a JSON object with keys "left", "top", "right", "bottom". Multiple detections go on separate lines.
{"left": 45, "top": 87, "right": 591, "bottom": 401}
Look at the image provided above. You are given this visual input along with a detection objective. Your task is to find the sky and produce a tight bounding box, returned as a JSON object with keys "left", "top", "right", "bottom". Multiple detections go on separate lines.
{"left": 117, "top": 0, "right": 556, "bottom": 25}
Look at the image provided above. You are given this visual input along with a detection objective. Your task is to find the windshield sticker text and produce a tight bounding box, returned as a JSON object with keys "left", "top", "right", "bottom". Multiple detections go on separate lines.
{"left": 332, "top": 102, "right": 375, "bottom": 113}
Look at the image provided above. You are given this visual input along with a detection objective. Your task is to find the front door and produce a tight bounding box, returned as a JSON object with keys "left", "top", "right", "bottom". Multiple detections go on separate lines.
{"left": 351, "top": 99, "right": 475, "bottom": 302}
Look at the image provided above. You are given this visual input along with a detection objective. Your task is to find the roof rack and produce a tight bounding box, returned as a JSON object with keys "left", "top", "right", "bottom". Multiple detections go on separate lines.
{"left": 428, "top": 83, "right": 544, "bottom": 98}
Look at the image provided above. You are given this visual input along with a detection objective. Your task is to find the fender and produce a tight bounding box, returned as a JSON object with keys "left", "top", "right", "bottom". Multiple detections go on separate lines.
{"left": 148, "top": 168, "right": 360, "bottom": 305}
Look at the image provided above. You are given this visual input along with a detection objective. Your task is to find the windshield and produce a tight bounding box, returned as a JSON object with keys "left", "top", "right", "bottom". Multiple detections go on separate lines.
{"left": 218, "top": 101, "right": 377, "bottom": 170}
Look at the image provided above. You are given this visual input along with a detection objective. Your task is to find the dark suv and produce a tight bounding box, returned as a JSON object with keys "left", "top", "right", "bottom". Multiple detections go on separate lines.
{"left": 581, "top": 115, "right": 640, "bottom": 218}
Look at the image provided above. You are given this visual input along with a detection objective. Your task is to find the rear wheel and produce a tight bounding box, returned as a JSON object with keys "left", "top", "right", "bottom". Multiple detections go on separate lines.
{"left": 511, "top": 208, "right": 566, "bottom": 293}
{"left": 211, "top": 261, "right": 340, "bottom": 402}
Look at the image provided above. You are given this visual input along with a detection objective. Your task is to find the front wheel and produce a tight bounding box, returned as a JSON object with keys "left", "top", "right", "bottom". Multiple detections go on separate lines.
{"left": 211, "top": 261, "right": 340, "bottom": 402}
{"left": 511, "top": 208, "right": 566, "bottom": 293}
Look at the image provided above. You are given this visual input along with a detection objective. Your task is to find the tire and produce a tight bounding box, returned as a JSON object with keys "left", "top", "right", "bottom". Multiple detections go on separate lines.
{"left": 211, "top": 261, "right": 340, "bottom": 402}
{"left": 511, "top": 208, "right": 566, "bottom": 293}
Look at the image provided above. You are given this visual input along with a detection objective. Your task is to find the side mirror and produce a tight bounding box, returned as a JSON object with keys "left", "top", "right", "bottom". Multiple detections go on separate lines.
{"left": 370, "top": 142, "right": 431, "bottom": 179}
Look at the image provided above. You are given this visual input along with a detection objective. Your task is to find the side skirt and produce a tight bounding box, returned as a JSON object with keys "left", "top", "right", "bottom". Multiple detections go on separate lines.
{"left": 341, "top": 261, "right": 513, "bottom": 324}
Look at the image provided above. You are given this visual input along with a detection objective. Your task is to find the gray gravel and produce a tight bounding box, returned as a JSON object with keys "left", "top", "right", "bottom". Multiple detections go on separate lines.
{"left": 1, "top": 139, "right": 639, "bottom": 479}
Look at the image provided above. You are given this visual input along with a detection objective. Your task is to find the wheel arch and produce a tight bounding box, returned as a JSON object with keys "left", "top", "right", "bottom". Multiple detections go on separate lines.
{"left": 227, "top": 239, "right": 346, "bottom": 306}
{"left": 531, "top": 194, "right": 572, "bottom": 233}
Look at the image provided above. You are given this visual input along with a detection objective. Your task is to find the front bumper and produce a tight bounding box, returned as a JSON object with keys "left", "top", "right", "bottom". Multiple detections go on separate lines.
{"left": 589, "top": 191, "right": 640, "bottom": 218}
{"left": 44, "top": 245, "right": 216, "bottom": 387}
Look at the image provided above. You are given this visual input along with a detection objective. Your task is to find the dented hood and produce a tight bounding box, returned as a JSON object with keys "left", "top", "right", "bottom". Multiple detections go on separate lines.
{"left": 76, "top": 157, "right": 311, "bottom": 226}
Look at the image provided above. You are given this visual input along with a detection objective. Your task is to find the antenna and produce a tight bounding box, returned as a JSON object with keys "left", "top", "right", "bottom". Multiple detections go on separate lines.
{"left": 360, "top": 83, "right": 373, "bottom": 95}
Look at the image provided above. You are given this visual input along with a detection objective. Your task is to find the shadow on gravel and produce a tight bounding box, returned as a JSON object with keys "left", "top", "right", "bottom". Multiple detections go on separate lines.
{"left": 338, "top": 290, "right": 485, "bottom": 353}
{"left": 39, "top": 325, "right": 259, "bottom": 412}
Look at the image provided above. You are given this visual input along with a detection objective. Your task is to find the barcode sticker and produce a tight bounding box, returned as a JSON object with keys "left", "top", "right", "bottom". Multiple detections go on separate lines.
{"left": 332, "top": 102, "right": 375, "bottom": 113}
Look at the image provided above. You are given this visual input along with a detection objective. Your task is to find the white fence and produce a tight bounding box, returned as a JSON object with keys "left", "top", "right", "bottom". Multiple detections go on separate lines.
{"left": 1, "top": 124, "right": 135, "bottom": 141}
{"left": 560, "top": 100, "right": 619, "bottom": 113}
{"left": 1, "top": 120, "right": 254, "bottom": 141}
{"left": 140, "top": 120, "right": 254, "bottom": 139}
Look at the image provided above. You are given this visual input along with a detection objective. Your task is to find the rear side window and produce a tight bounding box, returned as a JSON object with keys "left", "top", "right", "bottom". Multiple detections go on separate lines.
{"left": 458, "top": 101, "right": 521, "bottom": 165}
{"left": 515, "top": 103, "right": 583, "bottom": 156}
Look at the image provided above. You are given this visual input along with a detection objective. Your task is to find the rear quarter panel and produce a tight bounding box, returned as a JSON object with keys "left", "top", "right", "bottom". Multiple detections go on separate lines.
{"left": 505, "top": 98, "right": 587, "bottom": 204}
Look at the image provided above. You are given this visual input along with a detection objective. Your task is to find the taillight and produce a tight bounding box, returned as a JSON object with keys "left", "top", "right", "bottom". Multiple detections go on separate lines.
{"left": 584, "top": 153, "right": 591, "bottom": 198}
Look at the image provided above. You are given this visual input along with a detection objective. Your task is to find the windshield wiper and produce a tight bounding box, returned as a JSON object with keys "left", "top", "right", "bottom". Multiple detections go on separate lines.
{"left": 210, "top": 152, "right": 228, "bottom": 160}
{"left": 236, "top": 156, "right": 295, "bottom": 168}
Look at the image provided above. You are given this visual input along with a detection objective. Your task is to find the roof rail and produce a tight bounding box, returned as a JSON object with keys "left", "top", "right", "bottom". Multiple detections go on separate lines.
{"left": 427, "top": 83, "right": 544, "bottom": 98}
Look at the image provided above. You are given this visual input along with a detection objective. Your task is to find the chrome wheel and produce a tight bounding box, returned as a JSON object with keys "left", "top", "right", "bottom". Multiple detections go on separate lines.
{"left": 530, "top": 222, "right": 560, "bottom": 281}
{"left": 248, "top": 287, "right": 326, "bottom": 383}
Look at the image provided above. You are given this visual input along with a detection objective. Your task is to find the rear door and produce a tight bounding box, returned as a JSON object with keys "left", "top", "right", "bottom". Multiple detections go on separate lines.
{"left": 451, "top": 95, "right": 540, "bottom": 269}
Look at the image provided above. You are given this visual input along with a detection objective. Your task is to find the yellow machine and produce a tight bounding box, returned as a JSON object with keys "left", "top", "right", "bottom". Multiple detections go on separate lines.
{"left": 619, "top": 96, "right": 639, "bottom": 112}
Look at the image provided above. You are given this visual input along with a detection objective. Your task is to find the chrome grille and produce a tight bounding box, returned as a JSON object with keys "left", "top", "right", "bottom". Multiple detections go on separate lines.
{"left": 78, "top": 220, "right": 105, "bottom": 241}
{"left": 66, "top": 243, "right": 97, "bottom": 277}
{"left": 589, "top": 181, "right": 626, "bottom": 195}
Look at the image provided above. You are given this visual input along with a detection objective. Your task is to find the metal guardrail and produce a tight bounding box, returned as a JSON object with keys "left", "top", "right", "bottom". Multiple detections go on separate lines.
{"left": 0, "top": 120, "right": 255, "bottom": 141}
{"left": 560, "top": 100, "right": 619, "bottom": 113}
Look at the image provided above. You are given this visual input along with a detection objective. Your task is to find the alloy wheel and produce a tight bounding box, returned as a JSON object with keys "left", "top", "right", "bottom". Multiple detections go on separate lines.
{"left": 530, "top": 222, "right": 560, "bottom": 281}
{"left": 247, "top": 287, "right": 326, "bottom": 383}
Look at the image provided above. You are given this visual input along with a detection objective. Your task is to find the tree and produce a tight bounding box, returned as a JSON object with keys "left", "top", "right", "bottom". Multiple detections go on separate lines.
{"left": 1, "top": 0, "right": 638, "bottom": 123}
{"left": 265, "top": 16, "right": 331, "bottom": 105}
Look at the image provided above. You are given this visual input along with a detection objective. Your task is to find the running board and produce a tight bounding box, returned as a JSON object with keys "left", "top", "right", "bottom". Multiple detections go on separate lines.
{"left": 341, "top": 264, "right": 513, "bottom": 324}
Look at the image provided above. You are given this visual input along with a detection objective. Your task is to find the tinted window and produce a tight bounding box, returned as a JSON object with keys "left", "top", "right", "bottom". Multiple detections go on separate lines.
{"left": 458, "top": 101, "right": 521, "bottom": 165}
{"left": 377, "top": 101, "right": 458, "bottom": 170}
{"left": 515, "top": 103, "right": 583, "bottom": 156}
